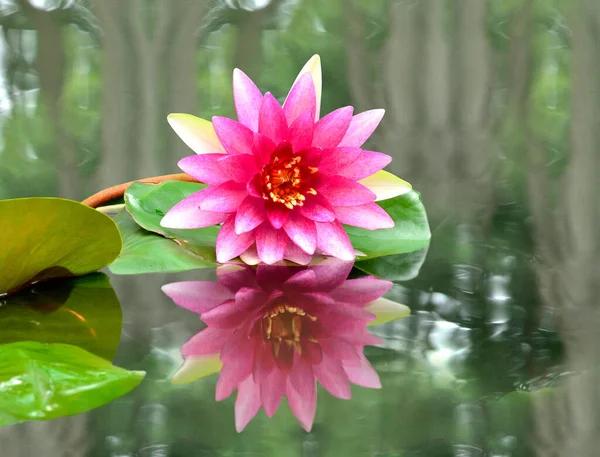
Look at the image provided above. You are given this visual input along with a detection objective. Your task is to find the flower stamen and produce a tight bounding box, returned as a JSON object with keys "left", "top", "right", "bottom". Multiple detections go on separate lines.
{"left": 262, "top": 304, "right": 317, "bottom": 344}
{"left": 260, "top": 146, "right": 318, "bottom": 208}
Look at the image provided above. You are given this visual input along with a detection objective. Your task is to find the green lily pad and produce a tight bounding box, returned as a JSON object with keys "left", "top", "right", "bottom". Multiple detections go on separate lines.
{"left": 109, "top": 211, "right": 215, "bottom": 275}
{"left": 0, "top": 198, "right": 122, "bottom": 295}
{"left": 125, "top": 181, "right": 219, "bottom": 260}
{"left": 0, "top": 274, "right": 122, "bottom": 361}
{"left": 355, "top": 248, "right": 429, "bottom": 281}
{"left": 345, "top": 191, "right": 431, "bottom": 260}
{"left": 0, "top": 341, "right": 145, "bottom": 427}
{"left": 113, "top": 182, "right": 430, "bottom": 273}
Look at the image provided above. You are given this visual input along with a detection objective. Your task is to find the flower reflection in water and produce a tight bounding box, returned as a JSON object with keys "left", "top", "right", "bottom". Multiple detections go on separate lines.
{"left": 162, "top": 259, "right": 409, "bottom": 432}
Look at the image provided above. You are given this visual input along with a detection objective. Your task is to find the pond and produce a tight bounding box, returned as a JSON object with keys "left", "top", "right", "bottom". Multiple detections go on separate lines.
{"left": 1, "top": 0, "right": 597, "bottom": 456}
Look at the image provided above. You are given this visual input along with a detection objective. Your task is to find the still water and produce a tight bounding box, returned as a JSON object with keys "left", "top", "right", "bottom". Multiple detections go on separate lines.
{"left": 2, "top": 0, "right": 600, "bottom": 455}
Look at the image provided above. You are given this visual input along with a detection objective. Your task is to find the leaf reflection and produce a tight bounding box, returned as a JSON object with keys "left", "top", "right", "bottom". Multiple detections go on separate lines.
{"left": 0, "top": 274, "right": 122, "bottom": 360}
{"left": 0, "top": 275, "right": 145, "bottom": 428}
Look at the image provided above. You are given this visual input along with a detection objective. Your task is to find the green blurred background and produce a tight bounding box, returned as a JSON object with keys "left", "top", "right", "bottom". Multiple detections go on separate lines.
{"left": 2, "top": 0, "right": 600, "bottom": 456}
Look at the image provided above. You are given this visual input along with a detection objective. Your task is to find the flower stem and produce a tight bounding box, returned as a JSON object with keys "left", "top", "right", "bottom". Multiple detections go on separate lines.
{"left": 81, "top": 173, "right": 199, "bottom": 208}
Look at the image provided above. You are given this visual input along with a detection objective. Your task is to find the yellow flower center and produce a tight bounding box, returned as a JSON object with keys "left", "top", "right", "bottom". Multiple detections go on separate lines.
{"left": 262, "top": 303, "right": 317, "bottom": 359}
{"left": 261, "top": 154, "right": 318, "bottom": 209}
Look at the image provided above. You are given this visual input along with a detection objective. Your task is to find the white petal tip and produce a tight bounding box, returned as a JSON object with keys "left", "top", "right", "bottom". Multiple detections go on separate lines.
{"left": 373, "top": 108, "right": 385, "bottom": 118}
{"left": 171, "top": 356, "right": 222, "bottom": 385}
{"left": 160, "top": 215, "right": 177, "bottom": 229}
{"left": 166, "top": 113, "right": 225, "bottom": 154}
{"left": 366, "top": 297, "right": 411, "bottom": 326}
{"left": 308, "top": 54, "right": 321, "bottom": 65}
{"left": 359, "top": 170, "right": 412, "bottom": 202}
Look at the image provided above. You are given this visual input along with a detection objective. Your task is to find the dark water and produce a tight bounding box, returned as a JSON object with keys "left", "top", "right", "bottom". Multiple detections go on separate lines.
{"left": 2, "top": 0, "right": 600, "bottom": 456}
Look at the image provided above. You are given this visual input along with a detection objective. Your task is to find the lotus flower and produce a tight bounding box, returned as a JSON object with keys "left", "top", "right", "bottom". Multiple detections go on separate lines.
{"left": 161, "top": 55, "right": 411, "bottom": 264}
{"left": 162, "top": 260, "right": 410, "bottom": 432}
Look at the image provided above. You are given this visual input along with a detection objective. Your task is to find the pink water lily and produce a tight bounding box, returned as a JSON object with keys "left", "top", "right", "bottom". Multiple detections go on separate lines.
{"left": 162, "top": 260, "right": 410, "bottom": 432}
{"left": 161, "top": 55, "right": 411, "bottom": 264}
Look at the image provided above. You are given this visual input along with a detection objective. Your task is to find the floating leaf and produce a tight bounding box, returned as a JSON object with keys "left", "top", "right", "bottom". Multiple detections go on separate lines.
{"left": 345, "top": 191, "right": 431, "bottom": 260}
{"left": 0, "top": 198, "right": 122, "bottom": 295}
{"left": 125, "top": 181, "right": 219, "bottom": 260}
{"left": 0, "top": 274, "right": 122, "bottom": 361}
{"left": 0, "top": 341, "right": 145, "bottom": 427}
{"left": 109, "top": 211, "right": 215, "bottom": 275}
{"left": 355, "top": 248, "right": 429, "bottom": 281}
{"left": 113, "top": 183, "right": 430, "bottom": 273}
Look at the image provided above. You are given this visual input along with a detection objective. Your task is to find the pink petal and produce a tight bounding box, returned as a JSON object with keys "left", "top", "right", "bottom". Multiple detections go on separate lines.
{"left": 297, "top": 146, "right": 323, "bottom": 167}
{"left": 315, "top": 220, "right": 355, "bottom": 261}
{"left": 288, "top": 110, "right": 314, "bottom": 152}
{"left": 330, "top": 277, "right": 393, "bottom": 305}
{"left": 182, "top": 328, "right": 229, "bottom": 357}
{"left": 328, "top": 302, "right": 376, "bottom": 322}
{"left": 217, "top": 263, "right": 259, "bottom": 291}
{"left": 338, "top": 150, "right": 392, "bottom": 181}
{"left": 283, "top": 73, "right": 316, "bottom": 126}
{"left": 337, "top": 109, "right": 385, "bottom": 148}
{"left": 216, "top": 329, "right": 256, "bottom": 400}
{"left": 334, "top": 203, "right": 394, "bottom": 229}
{"left": 266, "top": 201, "right": 291, "bottom": 229}
{"left": 299, "top": 195, "right": 336, "bottom": 222}
{"left": 283, "top": 269, "right": 317, "bottom": 284}
{"left": 167, "top": 114, "right": 225, "bottom": 155}
{"left": 256, "top": 263, "right": 295, "bottom": 290}
{"left": 201, "top": 290, "right": 266, "bottom": 328}
{"left": 286, "top": 291, "right": 336, "bottom": 313}
{"left": 312, "top": 106, "right": 354, "bottom": 149}
{"left": 309, "top": 258, "right": 354, "bottom": 290}
{"left": 286, "top": 55, "right": 322, "bottom": 121}
{"left": 247, "top": 174, "right": 264, "bottom": 198}
{"left": 345, "top": 328, "right": 385, "bottom": 347}
{"left": 289, "top": 353, "right": 315, "bottom": 398}
{"left": 253, "top": 132, "right": 277, "bottom": 166}
{"left": 305, "top": 341, "right": 323, "bottom": 364}
{"left": 318, "top": 310, "right": 368, "bottom": 332}
{"left": 216, "top": 360, "right": 248, "bottom": 401}
{"left": 198, "top": 181, "right": 247, "bottom": 213}
{"left": 283, "top": 211, "right": 317, "bottom": 255}
{"left": 161, "top": 281, "right": 233, "bottom": 315}
{"left": 178, "top": 155, "right": 229, "bottom": 185}
{"left": 233, "top": 68, "right": 262, "bottom": 132}
{"left": 256, "top": 224, "right": 289, "bottom": 265}
{"left": 284, "top": 243, "right": 313, "bottom": 265}
{"left": 342, "top": 353, "right": 381, "bottom": 389}
{"left": 260, "top": 369, "right": 286, "bottom": 417}
{"left": 317, "top": 147, "right": 363, "bottom": 176}
{"left": 220, "top": 325, "right": 256, "bottom": 363}
{"left": 314, "top": 357, "right": 352, "bottom": 399}
{"left": 235, "top": 196, "right": 267, "bottom": 234}
{"left": 236, "top": 286, "right": 269, "bottom": 309}
{"left": 259, "top": 93, "right": 288, "bottom": 145}
{"left": 319, "top": 338, "right": 361, "bottom": 361}
{"left": 317, "top": 176, "right": 376, "bottom": 206}
{"left": 235, "top": 376, "right": 262, "bottom": 432}
{"left": 217, "top": 154, "right": 259, "bottom": 183}
{"left": 283, "top": 269, "right": 317, "bottom": 291}
{"left": 253, "top": 340, "right": 276, "bottom": 383}
{"left": 216, "top": 215, "right": 257, "bottom": 263}
{"left": 161, "top": 191, "right": 228, "bottom": 229}
{"left": 286, "top": 377, "right": 317, "bottom": 432}
{"left": 212, "top": 116, "right": 254, "bottom": 155}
